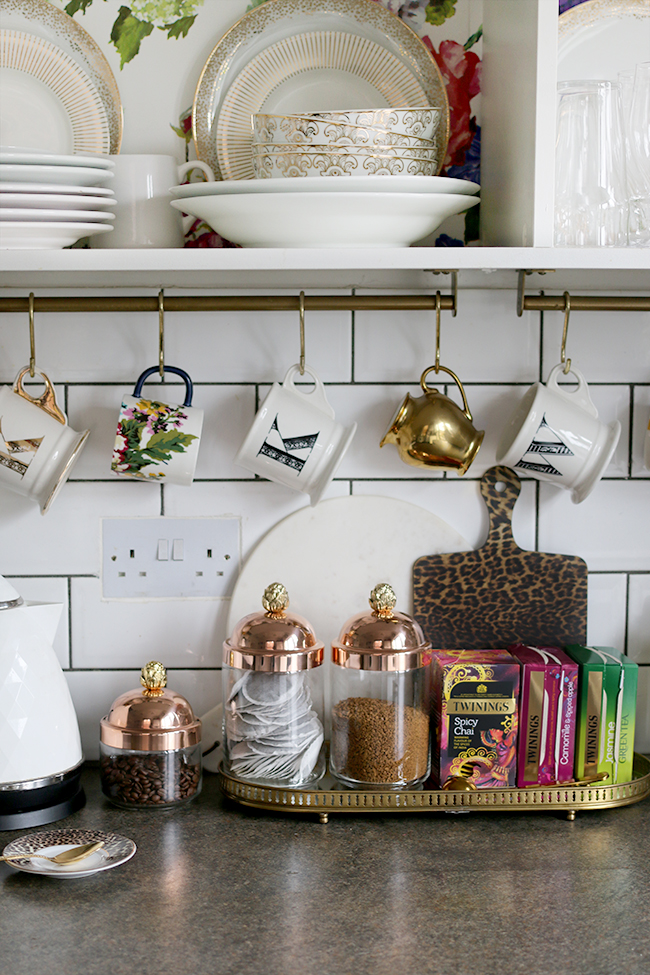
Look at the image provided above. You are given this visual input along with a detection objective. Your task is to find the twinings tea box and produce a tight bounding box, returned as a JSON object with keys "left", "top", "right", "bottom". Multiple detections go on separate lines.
{"left": 431, "top": 650, "right": 519, "bottom": 788}
{"left": 565, "top": 645, "right": 638, "bottom": 785}
{"left": 509, "top": 645, "right": 578, "bottom": 786}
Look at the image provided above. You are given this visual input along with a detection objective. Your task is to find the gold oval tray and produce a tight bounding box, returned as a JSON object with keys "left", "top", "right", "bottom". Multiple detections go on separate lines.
{"left": 219, "top": 753, "right": 650, "bottom": 823}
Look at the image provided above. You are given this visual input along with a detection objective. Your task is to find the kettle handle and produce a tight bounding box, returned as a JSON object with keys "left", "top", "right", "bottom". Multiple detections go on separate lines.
{"left": 420, "top": 365, "right": 473, "bottom": 423}
{"left": 13, "top": 366, "right": 66, "bottom": 425}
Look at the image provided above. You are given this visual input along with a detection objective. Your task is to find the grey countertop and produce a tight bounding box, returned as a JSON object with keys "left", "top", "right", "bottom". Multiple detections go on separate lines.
{"left": 1, "top": 764, "right": 649, "bottom": 975}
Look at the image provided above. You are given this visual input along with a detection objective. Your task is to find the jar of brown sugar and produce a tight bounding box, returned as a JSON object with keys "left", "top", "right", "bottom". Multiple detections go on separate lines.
{"left": 330, "top": 583, "right": 432, "bottom": 789}
{"left": 100, "top": 661, "right": 202, "bottom": 809}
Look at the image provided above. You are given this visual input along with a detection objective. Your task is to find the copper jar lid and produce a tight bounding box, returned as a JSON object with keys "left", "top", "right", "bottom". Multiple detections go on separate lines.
{"left": 223, "top": 583, "right": 324, "bottom": 673}
{"left": 100, "top": 661, "right": 202, "bottom": 751}
{"left": 332, "top": 583, "right": 430, "bottom": 672}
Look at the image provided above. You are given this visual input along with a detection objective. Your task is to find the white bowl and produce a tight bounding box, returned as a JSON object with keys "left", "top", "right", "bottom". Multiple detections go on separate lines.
{"left": 169, "top": 175, "right": 480, "bottom": 199}
{"left": 170, "top": 191, "right": 479, "bottom": 248}
{"left": 252, "top": 114, "right": 437, "bottom": 149}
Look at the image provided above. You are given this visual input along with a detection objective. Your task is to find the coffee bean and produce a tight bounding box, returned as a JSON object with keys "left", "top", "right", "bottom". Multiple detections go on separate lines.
{"left": 100, "top": 749, "right": 201, "bottom": 808}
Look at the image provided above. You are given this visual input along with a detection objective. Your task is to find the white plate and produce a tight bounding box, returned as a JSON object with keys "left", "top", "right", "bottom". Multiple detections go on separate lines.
{"left": 0, "top": 150, "right": 115, "bottom": 169}
{"left": 170, "top": 174, "right": 480, "bottom": 200}
{"left": 558, "top": 0, "right": 650, "bottom": 81}
{"left": 193, "top": 0, "right": 449, "bottom": 182}
{"left": 1, "top": 827, "right": 136, "bottom": 879}
{"left": 0, "top": 164, "right": 114, "bottom": 186}
{"left": 0, "top": 0, "right": 122, "bottom": 153}
{"left": 0, "top": 29, "right": 110, "bottom": 155}
{"left": 0, "top": 220, "right": 113, "bottom": 248}
{"left": 0, "top": 181, "right": 115, "bottom": 196}
{"left": 228, "top": 495, "right": 469, "bottom": 658}
{"left": 0, "top": 207, "right": 115, "bottom": 222}
{"left": 170, "top": 190, "right": 479, "bottom": 248}
{"left": 0, "top": 193, "right": 116, "bottom": 210}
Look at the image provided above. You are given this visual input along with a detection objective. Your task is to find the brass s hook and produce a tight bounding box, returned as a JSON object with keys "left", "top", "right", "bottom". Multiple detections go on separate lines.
{"left": 158, "top": 289, "right": 165, "bottom": 379}
{"left": 434, "top": 291, "right": 442, "bottom": 373}
{"left": 28, "top": 292, "right": 35, "bottom": 378}
{"left": 561, "top": 291, "right": 571, "bottom": 375}
{"left": 299, "top": 290, "right": 305, "bottom": 376}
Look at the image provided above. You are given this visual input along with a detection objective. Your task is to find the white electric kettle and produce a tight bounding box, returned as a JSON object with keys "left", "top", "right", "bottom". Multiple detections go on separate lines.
{"left": 0, "top": 575, "right": 85, "bottom": 829}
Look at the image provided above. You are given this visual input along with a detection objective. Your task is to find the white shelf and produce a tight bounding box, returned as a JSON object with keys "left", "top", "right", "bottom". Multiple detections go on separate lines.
{"left": 0, "top": 246, "right": 648, "bottom": 292}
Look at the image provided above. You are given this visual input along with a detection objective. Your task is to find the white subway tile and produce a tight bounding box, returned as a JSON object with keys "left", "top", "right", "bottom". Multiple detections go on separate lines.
{"left": 354, "top": 290, "right": 539, "bottom": 384}
{"left": 542, "top": 296, "right": 650, "bottom": 382}
{"left": 5, "top": 576, "right": 70, "bottom": 668}
{"left": 164, "top": 479, "right": 350, "bottom": 564}
{"left": 351, "top": 478, "right": 536, "bottom": 553}
{"left": 632, "top": 386, "right": 650, "bottom": 478}
{"left": 0, "top": 482, "right": 160, "bottom": 575}
{"left": 66, "top": 383, "right": 256, "bottom": 480}
{"left": 586, "top": 574, "right": 627, "bottom": 650}
{"left": 628, "top": 575, "right": 650, "bottom": 664}
{"left": 71, "top": 577, "right": 228, "bottom": 669}
{"left": 65, "top": 668, "right": 221, "bottom": 760}
{"left": 634, "top": 667, "right": 650, "bottom": 753}
{"left": 538, "top": 480, "right": 650, "bottom": 571}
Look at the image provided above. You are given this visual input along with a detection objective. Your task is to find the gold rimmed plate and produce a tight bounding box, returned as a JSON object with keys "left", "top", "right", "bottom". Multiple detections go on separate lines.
{"left": 1, "top": 828, "right": 136, "bottom": 879}
{"left": 193, "top": 0, "right": 449, "bottom": 181}
{"left": 0, "top": 0, "right": 122, "bottom": 154}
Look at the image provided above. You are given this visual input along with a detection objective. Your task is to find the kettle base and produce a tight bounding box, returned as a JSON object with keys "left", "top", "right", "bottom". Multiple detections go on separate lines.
{"left": 0, "top": 764, "right": 86, "bottom": 831}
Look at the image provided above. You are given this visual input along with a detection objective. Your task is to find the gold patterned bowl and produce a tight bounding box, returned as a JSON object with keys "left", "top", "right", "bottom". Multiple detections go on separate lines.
{"left": 252, "top": 149, "right": 438, "bottom": 179}
{"left": 252, "top": 113, "right": 438, "bottom": 150}
{"left": 251, "top": 142, "right": 437, "bottom": 160}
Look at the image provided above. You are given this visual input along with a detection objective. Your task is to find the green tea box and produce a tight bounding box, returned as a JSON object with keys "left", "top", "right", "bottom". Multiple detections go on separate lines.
{"left": 565, "top": 645, "right": 638, "bottom": 784}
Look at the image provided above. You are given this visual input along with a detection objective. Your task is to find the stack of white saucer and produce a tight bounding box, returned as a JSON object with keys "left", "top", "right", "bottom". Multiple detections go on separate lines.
{"left": 0, "top": 149, "right": 115, "bottom": 248}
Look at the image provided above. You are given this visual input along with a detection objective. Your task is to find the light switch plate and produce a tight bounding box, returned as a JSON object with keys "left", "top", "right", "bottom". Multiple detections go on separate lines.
{"left": 102, "top": 517, "right": 240, "bottom": 599}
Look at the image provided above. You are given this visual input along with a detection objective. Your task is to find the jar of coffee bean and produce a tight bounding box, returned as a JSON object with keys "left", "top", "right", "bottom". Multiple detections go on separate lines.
{"left": 100, "top": 661, "right": 202, "bottom": 809}
{"left": 330, "top": 584, "right": 432, "bottom": 789}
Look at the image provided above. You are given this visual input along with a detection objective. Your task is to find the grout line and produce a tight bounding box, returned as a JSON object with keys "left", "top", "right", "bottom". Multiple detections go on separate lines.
{"left": 538, "top": 298, "right": 544, "bottom": 382}
{"left": 67, "top": 575, "right": 72, "bottom": 670}
{"left": 350, "top": 287, "right": 356, "bottom": 383}
{"left": 624, "top": 573, "right": 631, "bottom": 656}
{"left": 629, "top": 384, "right": 635, "bottom": 477}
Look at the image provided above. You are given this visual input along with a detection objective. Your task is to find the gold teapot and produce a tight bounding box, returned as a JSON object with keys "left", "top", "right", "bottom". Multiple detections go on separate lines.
{"left": 380, "top": 365, "right": 484, "bottom": 474}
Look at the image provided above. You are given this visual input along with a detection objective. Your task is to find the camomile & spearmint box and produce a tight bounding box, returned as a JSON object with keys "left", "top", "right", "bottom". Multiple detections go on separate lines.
{"left": 564, "top": 645, "right": 637, "bottom": 785}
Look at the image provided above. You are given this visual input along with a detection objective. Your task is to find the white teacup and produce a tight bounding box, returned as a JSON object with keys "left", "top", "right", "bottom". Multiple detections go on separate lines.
{"left": 235, "top": 364, "right": 356, "bottom": 505}
{"left": 496, "top": 363, "right": 621, "bottom": 503}
{"left": 0, "top": 367, "right": 89, "bottom": 514}
{"left": 111, "top": 366, "right": 203, "bottom": 485}
{"left": 92, "top": 154, "right": 215, "bottom": 248}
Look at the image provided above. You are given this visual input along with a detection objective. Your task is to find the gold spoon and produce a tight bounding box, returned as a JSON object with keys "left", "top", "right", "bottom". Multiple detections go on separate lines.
{"left": 0, "top": 840, "right": 105, "bottom": 865}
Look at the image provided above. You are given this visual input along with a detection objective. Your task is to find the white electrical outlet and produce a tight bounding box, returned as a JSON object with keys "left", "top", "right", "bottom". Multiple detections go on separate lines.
{"left": 102, "top": 518, "right": 240, "bottom": 599}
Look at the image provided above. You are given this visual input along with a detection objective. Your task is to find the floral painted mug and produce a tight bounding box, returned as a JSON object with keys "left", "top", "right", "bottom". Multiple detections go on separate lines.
{"left": 111, "top": 366, "right": 203, "bottom": 485}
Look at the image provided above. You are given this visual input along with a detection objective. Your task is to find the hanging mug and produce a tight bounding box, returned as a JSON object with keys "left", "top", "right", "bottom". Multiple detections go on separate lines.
{"left": 380, "top": 365, "right": 484, "bottom": 474}
{"left": 111, "top": 366, "right": 203, "bottom": 485}
{"left": 235, "top": 363, "right": 356, "bottom": 506}
{"left": 0, "top": 366, "right": 89, "bottom": 514}
{"left": 496, "top": 363, "right": 621, "bottom": 503}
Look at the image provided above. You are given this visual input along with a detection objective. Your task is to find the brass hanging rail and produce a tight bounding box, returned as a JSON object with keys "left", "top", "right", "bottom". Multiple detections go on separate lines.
{"left": 0, "top": 294, "right": 456, "bottom": 314}
{"left": 522, "top": 295, "right": 650, "bottom": 312}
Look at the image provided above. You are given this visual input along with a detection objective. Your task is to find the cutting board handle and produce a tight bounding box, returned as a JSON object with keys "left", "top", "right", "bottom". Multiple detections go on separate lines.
{"left": 480, "top": 465, "right": 521, "bottom": 549}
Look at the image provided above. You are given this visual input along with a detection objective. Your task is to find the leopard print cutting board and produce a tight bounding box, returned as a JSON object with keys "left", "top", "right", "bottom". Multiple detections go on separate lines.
{"left": 413, "top": 465, "right": 588, "bottom": 649}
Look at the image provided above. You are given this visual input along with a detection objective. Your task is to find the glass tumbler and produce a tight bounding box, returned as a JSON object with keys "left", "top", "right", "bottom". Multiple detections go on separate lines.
{"left": 554, "top": 81, "right": 628, "bottom": 247}
{"left": 627, "top": 62, "right": 650, "bottom": 247}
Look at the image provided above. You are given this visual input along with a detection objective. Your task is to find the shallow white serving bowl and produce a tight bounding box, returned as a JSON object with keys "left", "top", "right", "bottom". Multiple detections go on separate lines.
{"left": 170, "top": 175, "right": 480, "bottom": 199}
{"left": 170, "top": 191, "right": 479, "bottom": 248}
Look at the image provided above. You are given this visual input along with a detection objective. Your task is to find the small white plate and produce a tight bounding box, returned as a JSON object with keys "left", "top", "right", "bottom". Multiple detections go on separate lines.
{"left": 1, "top": 828, "right": 136, "bottom": 879}
{"left": 0, "top": 220, "right": 112, "bottom": 248}
{"left": 170, "top": 174, "right": 480, "bottom": 200}
{"left": 0, "top": 181, "right": 115, "bottom": 196}
{"left": 0, "top": 207, "right": 115, "bottom": 222}
{"left": 0, "top": 150, "right": 115, "bottom": 169}
{"left": 0, "top": 193, "right": 116, "bottom": 210}
{"left": 558, "top": 0, "right": 650, "bottom": 81}
{"left": 0, "top": 164, "right": 114, "bottom": 186}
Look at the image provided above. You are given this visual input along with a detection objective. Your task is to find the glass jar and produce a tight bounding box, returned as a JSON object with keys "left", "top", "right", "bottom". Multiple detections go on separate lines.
{"left": 222, "top": 582, "right": 325, "bottom": 788}
{"left": 100, "top": 661, "right": 202, "bottom": 809}
{"left": 330, "top": 583, "right": 431, "bottom": 789}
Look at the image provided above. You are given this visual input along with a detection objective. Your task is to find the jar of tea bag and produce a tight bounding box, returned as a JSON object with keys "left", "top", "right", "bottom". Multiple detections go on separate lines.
{"left": 222, "top": 583, "right": 325, "bottom": 788}
{"left": 100, "top": 661, "right": 202, "bottom": 808}
{"left": 330, "top": 583, "right": 431, "bottom": 789}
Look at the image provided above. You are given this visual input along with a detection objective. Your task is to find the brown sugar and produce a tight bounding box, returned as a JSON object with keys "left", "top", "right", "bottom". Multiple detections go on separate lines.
{"left": 331, "top": 696, "right": 430, "bottom": 785}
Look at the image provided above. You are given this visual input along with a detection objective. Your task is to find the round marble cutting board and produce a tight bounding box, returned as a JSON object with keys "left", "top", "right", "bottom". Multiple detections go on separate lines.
{"left": 227, "top": 495, "right": 469, "bottom": 652}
